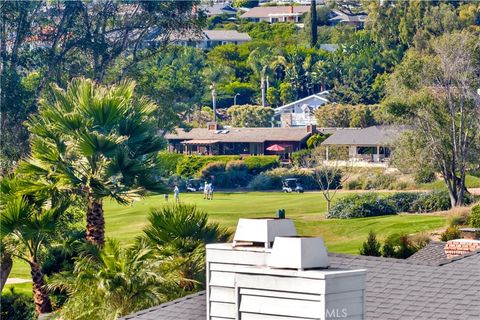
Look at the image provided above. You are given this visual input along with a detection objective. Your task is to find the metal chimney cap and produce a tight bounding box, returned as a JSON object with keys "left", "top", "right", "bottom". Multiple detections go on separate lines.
{"left": 268, "top": 236, "right": 330, "bottom": 270}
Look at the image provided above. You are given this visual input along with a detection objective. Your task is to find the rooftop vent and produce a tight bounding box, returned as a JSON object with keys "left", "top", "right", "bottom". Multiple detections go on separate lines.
{"left": 268, "top": 236, "right": 330, "bottom": 270}
{"left": 233, "top": 218, "right": 296, "bottom": 248}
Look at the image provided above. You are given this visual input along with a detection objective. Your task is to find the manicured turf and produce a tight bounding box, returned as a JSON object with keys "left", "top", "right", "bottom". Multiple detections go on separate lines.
{"left": 6, "top": 191, "right": 447, "bottom": 285}
{"left": 104, "top": 191, "right": 446, "bottom": 253}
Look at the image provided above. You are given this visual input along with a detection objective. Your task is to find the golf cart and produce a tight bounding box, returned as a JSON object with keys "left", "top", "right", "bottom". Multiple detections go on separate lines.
{"left": 186, "top": 179, "right": 205, "bottom": 192}
{"left": 282, "top": 178, "right": 304, "bottom": 193}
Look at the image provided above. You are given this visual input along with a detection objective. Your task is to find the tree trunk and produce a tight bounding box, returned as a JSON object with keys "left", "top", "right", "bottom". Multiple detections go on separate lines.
{"left": 310, "top": 0, "right": 318, "bottom": 48}
{"left": 0, "top": 252, "right": 13, "bottom": 292}
{"left": 86, "top": 197, "right": 105, "bottom": 247}
{"left": 30, "top": 259, "right": 52, "bottom": 315}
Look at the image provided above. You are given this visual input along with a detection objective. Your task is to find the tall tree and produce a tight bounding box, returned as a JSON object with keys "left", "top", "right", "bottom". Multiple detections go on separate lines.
{"left": 310, "top": 0, "right": 318, "bottom": 47}
{"left": 0, "top": 1, "right": 203, "bottom": 171}
{"left": 386, "top": 31, "right": 480, "bottom": 207}
{"left": 23, "top": 78, "right": 166, "bottom": 247}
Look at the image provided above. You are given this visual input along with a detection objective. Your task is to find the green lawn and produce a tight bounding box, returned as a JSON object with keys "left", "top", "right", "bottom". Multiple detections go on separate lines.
{"left": 105, "top": 191, "right": 446, "bottom": 253}
{"left": 5, "top": 191, "right": 447, "bottom": 290}
{"left": 420, "top": 174, "right": 480, "bottom": 190}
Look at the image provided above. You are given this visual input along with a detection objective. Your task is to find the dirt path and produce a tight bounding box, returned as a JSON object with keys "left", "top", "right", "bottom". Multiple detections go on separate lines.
{"left": 5, "top": 277, "right": 31, "bottom": 285}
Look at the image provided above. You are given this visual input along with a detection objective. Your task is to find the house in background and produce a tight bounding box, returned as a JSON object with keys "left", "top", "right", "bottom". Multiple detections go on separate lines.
{"left": 165, "top": 123, "right": 319, "bottom": 156}
{"left": 329, "top": 9, "right": 367, "bottom": 28}
{"left": 240, "top": 5, "right": 310, "bottom": 23}
{"left": 274, "top": 91, "right": 329, "bottom": 127}
{"left": 321, "top": 125, "right": 405, "bottom": 162}
{"left": 199, "top": 2, "right": 237, "bottom": 17}
{"left": 166, "top": 29, "right": 251, "bottom": 49}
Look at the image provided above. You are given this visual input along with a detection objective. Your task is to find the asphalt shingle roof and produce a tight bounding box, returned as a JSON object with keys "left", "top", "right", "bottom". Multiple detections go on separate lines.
{"left": 121, "top": 251, "right": 480, "bottom": 320}
{"left": 165, "top": 127, "right": 312, "bottom": 143}
{"left": 321, "top": 125, "right": 404, "bottom": 146}
{"left": 407, "top": 241, "right": 448, "bottom": 264}
{"left": 240, "top": 5, "right": 310, "bottom": 18}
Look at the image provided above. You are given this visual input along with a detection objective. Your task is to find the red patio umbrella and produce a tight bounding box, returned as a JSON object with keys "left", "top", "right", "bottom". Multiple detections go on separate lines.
{"left": 266, "top": 144, "right": 286, "bottom": 152}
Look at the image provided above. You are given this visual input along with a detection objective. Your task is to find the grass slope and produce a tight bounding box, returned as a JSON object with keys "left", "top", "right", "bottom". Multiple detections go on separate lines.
{"left": 104, "top": 191, "right": 445, "bottom": 253}
{"left": 6, "top": 191, "right": 446, "bottom": 289}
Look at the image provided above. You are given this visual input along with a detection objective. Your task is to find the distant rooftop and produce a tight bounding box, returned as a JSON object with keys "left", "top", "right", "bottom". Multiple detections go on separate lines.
{"left": 169, "top": 29, "right": 251, "bottom": 42}
{"left": 321, "top": 125, "right": 405, "bottom": 146}
{"left": 240, "top": 5, "right": 310, "bottom": 18}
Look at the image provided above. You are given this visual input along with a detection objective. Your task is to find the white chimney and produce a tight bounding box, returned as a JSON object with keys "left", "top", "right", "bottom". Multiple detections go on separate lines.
{"left": 206, "top": 219, "right": 366, "bottom": 320}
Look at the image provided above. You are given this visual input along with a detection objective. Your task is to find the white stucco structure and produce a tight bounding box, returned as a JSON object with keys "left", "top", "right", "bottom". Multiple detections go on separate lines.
{"left": 275, "top": 91, "right": 329, "bottom": 127}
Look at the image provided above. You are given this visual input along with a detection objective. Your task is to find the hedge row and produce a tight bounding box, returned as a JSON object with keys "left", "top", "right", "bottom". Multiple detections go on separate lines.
{"left": 327, "top": 190, "right": 472, "bottom": 219}
{"left": 157, "top": 153, "right": 280, "bottom": 178}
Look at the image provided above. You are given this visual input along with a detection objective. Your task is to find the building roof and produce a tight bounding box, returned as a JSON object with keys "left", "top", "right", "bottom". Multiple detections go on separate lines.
{"left": 240, "top": 5, "right": 310, "bottom": 19}
{"left": 407, "top": 241, "right": 448, "bottom": 265}
{"left": 121, "top": 251, "right": 480, "bottom": 320}
{"left": 165, "top": 127, "right": 312, "bottom": 143}
{"left": 330, "top": 10, "right": 367, "bottom": 23}
{"left": 169, "top": 29, "right": 251, "bottom": 42}
{"left": 321, "top": 126, "right": 404, "bottom": 146}
{"left": 203, "top": 29, "right": 251, "bottom": 41}
{"left": 199, "top": 3, "right": 237, "bottom": 16}
{"left": 275, "top": 91, "right": 329, "bottom": 113}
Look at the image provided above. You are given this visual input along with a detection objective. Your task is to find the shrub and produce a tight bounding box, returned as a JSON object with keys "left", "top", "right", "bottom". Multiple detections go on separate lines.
{"left": 157, "top": 152, "right": 185, "bottom": 177}
{"left": 385, "top": 192, "right": 421, "bottom": 213}
{"left": 327, "top": 193, "right": 396, "bottom": 219}
{"left": 243, "top": 156, "right": 279, "bottom": 174}
{"left": 468, "top": 203, "right": 480, "bottom": 228}
{"left": 224, "top": 160, "right": 251, "bottom": 188}
{"left": 363, "top": 173, "right": 396, "bottom": 190}
{"left": 176, "top": 155, "right": 240, "bottom": 177}
{"left": 359, "top": 231, "right": 381, "bottom": 256}
{"left": 381, "top": 233, "right": 417, "bottom": 259}
{"left": 441, "top": 226, "right": 461, "bottom": 241}
{"left": 198, "top": 161, "right": 226, "bottom": 180}
{"left": 414, "top": 167, "right": 436, "bottom": 184}
{"left": 306, "top": 133, "right": 329, "bottom": 149}
{"left": 411, "top": 190, "right": 451, "bottom": 213}
{"left": 247, "top": 173, "right": 277, "bottom": 190}
{"left": 1, "top": 288, "right": 35, "bottom": 320}
{"left": 344, "top": 178, "right": 363, "bottom": 190}
{"left": 291, "top": 149, "right": 312, "bottom": 167}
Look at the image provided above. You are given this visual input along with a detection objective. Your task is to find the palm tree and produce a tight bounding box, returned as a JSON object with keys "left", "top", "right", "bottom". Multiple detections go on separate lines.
{"left": 142, "top": 204, "right": 231, "bottom": 292}
{"left": 202, "top": 65, "right": 232, "bottom": 122}
{"left": 23, "top": 78, "right": 166, "bottom": 247}
{"left": 247, "top": 48, "right": 273, "bottom": 107}
{"left": 48, "top": 239, "right": 170, "bottom": 320}
{"left": 1, "top": 179, "right": 69, "bottom": 315}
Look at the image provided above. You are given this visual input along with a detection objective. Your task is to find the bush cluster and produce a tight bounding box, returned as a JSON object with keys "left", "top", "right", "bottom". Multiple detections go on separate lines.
{"left": 327, "top": 193, "right": 397, "bottom": 219}
{"left": 410, "top": 190, "right": 452, "bottom": 213}
{"left": 243, "top": 156, "right": 279, "bottom": 174}
{"left": 1, "top": 289, "right": 35, "bottom": 320}
{"left": 329, "top": 191, "right": 463, "bottom": 219}
{"left": 157, "top": 152, "right": 185, "bottom": 176}
{"left": 360, "top": 231, "right": 430, "bottom": 259}
{"left": 175, "top": 155, "right": 240, "bottom": 177}
{"left": 345, "top": 173, "right": 408, "bottom": 190}
{"left": 468, "top": 203, "right": 480, "bottom": 228}
{"left": 198, "top": 160, "right": 250, "bottom": 188}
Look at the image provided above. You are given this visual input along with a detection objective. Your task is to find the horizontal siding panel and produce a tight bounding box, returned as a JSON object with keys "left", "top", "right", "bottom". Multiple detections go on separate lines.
{"left": 325, "top": 290, "right": 363, "bottom": 302}
{"left": 240, "top": 288, "right": 321, "bottom": 302}
{"left": 210, "top": 301, "right": 236, "bottom": 318}
{"left": 236, "top": 274, "right": 325, "bottom": 294}
{"left": 207, "top": 249, "right": 269, "bottom": 266}
{"left": 210, "top": 286, "right": 236, "bottom": 303}
{"left": 240, "top": 295, "right": 322, "bottom": 318}
{"left": 211, "top": 317, "right": 235, "bottom": 320}
{"left": 241, "top": 312, "right": 318, "bottom": 320}
{"left": 210, "top": 271, "right": 236, "bottom": 287}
